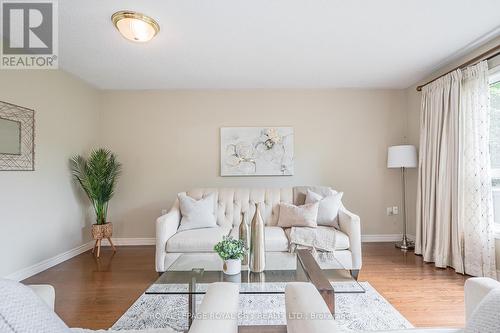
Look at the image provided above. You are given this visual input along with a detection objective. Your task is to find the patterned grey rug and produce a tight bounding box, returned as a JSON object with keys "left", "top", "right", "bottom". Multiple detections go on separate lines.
{"left": 112, "top": 282, "right": 413, "bottom": 332}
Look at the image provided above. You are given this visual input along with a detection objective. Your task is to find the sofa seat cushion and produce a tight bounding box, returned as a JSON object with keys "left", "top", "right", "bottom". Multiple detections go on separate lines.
{"left": 229, "top": 226, "right": 289, "bottom": 252}
{"left": 167, "top": 227, "right": 231, "bottom": 253}
{"left": 333, "top": 228, "right": 350, "bottom": 250}
{"left": 265, "top": 226, "right": 290, "bottom": 252}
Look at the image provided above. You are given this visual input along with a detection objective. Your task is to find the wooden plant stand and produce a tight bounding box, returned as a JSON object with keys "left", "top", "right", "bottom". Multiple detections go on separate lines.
{"left": 92, "top": 237, "right": 116, "bottom": 258}
{"left": 91, "top": 223, "right": 116, "bottom": 258}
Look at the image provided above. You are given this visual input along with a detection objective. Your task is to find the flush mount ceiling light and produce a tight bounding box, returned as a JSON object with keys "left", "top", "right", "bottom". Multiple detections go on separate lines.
{"left": 111, "top": 11, "right": 160, "bottom": 43}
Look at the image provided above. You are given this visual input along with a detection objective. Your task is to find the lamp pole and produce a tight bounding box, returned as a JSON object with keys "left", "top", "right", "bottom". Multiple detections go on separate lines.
{"left": 396, "top": 166, "right": 414, "bottom": 251}
{"left": 387, "top": 145, "right": 417, "bottom": 251}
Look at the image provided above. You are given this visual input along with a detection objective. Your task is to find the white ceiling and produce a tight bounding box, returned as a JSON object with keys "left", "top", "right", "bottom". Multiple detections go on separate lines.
{"left": 59, "top": 0, "right": 500, "bottom": 90}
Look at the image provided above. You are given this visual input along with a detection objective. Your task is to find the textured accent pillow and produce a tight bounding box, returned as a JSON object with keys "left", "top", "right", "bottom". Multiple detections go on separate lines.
{"left": 465, "top": 288, "right": 500, "bottom": 333}
{"left": 305, "top": 189, "right": 343, "bottom": 228}
{"left": 277, "top": 202, "right": 319, "bottom": 228}
{"left": 0, "top": 279, "right": 71, "bottom": 333}
{"left": 178, "top": 193, "right": 217, "bottom": 232}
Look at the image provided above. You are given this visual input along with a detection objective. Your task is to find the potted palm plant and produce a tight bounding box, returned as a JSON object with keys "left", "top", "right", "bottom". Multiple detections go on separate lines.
{"left": 70, "top": 148, "right": 121, "bottom": 256}
{"left": 214, "top": 236, "right": 246, "bottom": 275}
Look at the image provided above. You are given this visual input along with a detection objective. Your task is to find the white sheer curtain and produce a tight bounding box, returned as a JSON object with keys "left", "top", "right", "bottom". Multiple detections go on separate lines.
{"left": 460, "top": 61, "right": 496, "bottom": 277}
{"left": 416, "top": 61, "right": 496, "bottom": 277}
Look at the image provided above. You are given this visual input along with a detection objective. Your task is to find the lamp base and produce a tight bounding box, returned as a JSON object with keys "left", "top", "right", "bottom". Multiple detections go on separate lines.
{"left": 395, "top": 240, "right": 415, "bottom": 251}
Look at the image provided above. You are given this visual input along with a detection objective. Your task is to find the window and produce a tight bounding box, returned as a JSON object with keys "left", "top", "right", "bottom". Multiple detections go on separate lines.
{"left": 489, "top": 69, "right": 500, "bottom": 231}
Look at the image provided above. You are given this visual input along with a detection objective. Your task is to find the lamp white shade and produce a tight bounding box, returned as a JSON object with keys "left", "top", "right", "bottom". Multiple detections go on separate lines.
{"left": 387, "top": 145, "right": 417, "bottom": 168}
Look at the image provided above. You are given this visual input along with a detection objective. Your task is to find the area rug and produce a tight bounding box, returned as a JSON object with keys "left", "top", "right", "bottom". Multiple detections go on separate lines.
{"left": 112, "top": 282, "right": 413, "bottom": 332}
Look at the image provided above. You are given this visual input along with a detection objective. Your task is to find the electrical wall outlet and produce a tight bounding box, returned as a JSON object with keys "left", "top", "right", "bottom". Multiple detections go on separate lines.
{"left": 387, "top": 207, "right": 393, "bottom": 215}
{"left": 392, "top": 206, "right": 399, "bottom": 215}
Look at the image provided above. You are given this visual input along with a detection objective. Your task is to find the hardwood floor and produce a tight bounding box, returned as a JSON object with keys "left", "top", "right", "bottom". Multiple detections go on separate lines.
{"left": 23, "top": 243, "right": 468, "bottom": 330}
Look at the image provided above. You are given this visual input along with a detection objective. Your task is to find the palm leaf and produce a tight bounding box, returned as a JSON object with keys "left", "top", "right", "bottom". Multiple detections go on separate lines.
{"left": 70, "top": 148, "right": 122, "bottom": 225}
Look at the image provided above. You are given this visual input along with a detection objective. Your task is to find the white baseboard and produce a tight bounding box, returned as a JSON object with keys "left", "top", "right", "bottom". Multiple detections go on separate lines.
{"left": 361, "top": 234, "right": 404, "bottom": 242}
{"left": 5, "top": 241, "right": 94, "bottom": 282}
{"left": 99, "top": 238, "right": 156, "bottom": 246}
{"left": 5, "top": 238, "right": 155, "bottom": 281}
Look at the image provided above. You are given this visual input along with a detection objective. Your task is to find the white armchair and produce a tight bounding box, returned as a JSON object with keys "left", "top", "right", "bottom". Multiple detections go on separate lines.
{"left": 1, "top": 279, "right": 239, "bottom": 333}
{"left": 285, "top": 278, "right": 500, "bottom": 333}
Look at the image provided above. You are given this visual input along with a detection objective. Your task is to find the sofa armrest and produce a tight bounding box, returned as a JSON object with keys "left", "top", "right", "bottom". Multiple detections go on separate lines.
{"left": 465, "top": 277, "right": 500, "bottom": 321}
{"left": 28, "top": 284, "right": 55, "bottom": 310}
{"left": 156, "top": 199, "right": 181, "bottom": 272}
{"left": 285, "top": 282, "right": 336, "bottom": 333}
{"left": 189, "top": 282, "right": 240, "bottom": 333}
{"left": 338, "top": 205, "right": 362, "bottom": 270}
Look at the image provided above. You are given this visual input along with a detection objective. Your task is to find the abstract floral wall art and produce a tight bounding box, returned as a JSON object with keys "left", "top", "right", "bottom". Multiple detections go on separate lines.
{"left": 220, "top": 127, "right": 294, "bottom": 176}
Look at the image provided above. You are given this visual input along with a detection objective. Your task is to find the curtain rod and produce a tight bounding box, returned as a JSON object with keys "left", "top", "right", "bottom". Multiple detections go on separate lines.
{"left": 416, "top": 43, "right": 500, "bottom": 92}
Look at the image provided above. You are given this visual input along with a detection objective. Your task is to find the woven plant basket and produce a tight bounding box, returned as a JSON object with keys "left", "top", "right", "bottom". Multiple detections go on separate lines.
{"left": 91, "top": 222, "right": 113, "bottom": 240}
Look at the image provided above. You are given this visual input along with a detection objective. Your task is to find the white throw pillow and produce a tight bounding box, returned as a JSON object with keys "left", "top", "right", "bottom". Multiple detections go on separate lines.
{"left": 177, "top": 193, "right": 217, "bottom": 232}
{"left": 277, "top": 202, "right": 319, "bottom": 228}
{"left": 305, "top": 189, "right": 343, "bottom": 228}
{"left": 464, "top": 288, "right": 500, "bottom": 333}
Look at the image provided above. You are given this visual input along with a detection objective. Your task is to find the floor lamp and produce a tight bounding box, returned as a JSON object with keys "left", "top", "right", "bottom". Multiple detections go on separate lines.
{"left": 387, "top": 145, "right": 417, "bottom": 251}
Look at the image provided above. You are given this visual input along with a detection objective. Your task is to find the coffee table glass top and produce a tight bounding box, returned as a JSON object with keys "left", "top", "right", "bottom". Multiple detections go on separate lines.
{"left": 146, "top": 251, "right": 364, "bottom": 294}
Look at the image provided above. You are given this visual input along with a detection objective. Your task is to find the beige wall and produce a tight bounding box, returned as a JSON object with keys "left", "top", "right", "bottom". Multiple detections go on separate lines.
{"left": 405, "top": 35, "right": 500, "bottom": 274}
{"left": 0, "top": 70, "right": 100, "bottom": 277}
{"left": 99, "top": 90, "right": 408, "bottom": 238}
{"left": 5, "top": 37, "right": 498, "bottom": 278}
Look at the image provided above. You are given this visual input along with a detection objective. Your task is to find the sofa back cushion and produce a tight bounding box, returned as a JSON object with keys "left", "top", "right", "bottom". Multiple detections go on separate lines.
{"left": 184, "top": 186, "right": 339, "bottom": 229}
{"left": 186, "top": 188, "right": 293, "bottom": 227}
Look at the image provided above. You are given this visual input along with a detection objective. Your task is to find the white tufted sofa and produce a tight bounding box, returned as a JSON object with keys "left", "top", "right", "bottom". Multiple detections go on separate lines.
{"left": 155, "top": 186, "right": 362, "bottom": 276}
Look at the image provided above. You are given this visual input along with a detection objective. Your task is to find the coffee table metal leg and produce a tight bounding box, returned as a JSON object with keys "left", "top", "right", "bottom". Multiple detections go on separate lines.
{"left": 188, "top": 294, "right": 194, "bottom": 327}
{"left": 320, "top": 289, "right": 335, "bottom": 316}
{"left": 297, "top": 249, "right": 336, "bottom": 316}
{"left": 188, "top": 277, "right": 195, "bottom": 327}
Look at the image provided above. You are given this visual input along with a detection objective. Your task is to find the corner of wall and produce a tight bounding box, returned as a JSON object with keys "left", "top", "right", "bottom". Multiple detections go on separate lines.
{"left": 0, "top": 69, "right": 102, "bottom": 278}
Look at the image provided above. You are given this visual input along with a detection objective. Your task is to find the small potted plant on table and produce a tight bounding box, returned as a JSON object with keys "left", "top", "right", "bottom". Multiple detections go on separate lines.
{"left": 70, "top": 148, "right": 121, "bottom": 258}
{"left": 214, "top": 236, "right": 246, "bottom": 275}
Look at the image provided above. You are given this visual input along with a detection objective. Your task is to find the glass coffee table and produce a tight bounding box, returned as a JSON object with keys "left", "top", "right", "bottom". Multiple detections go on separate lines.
{"left": 147, "top": 249, "right": 364, "bottom": 326}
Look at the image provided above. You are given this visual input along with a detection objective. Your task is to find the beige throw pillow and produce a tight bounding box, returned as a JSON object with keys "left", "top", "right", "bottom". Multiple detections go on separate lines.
{"left": 277, "top": 202, "right": 319, "bottom": 228}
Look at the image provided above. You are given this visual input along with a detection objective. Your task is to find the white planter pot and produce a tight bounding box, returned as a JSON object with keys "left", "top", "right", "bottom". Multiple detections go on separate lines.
{"left": 223, "top": 259, "right": 241, "bottom": 275}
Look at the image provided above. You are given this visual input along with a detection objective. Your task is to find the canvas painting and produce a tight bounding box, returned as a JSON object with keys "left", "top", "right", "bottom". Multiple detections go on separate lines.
{"left": 220, "top": 127, "right": 294, "bottom": 176}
